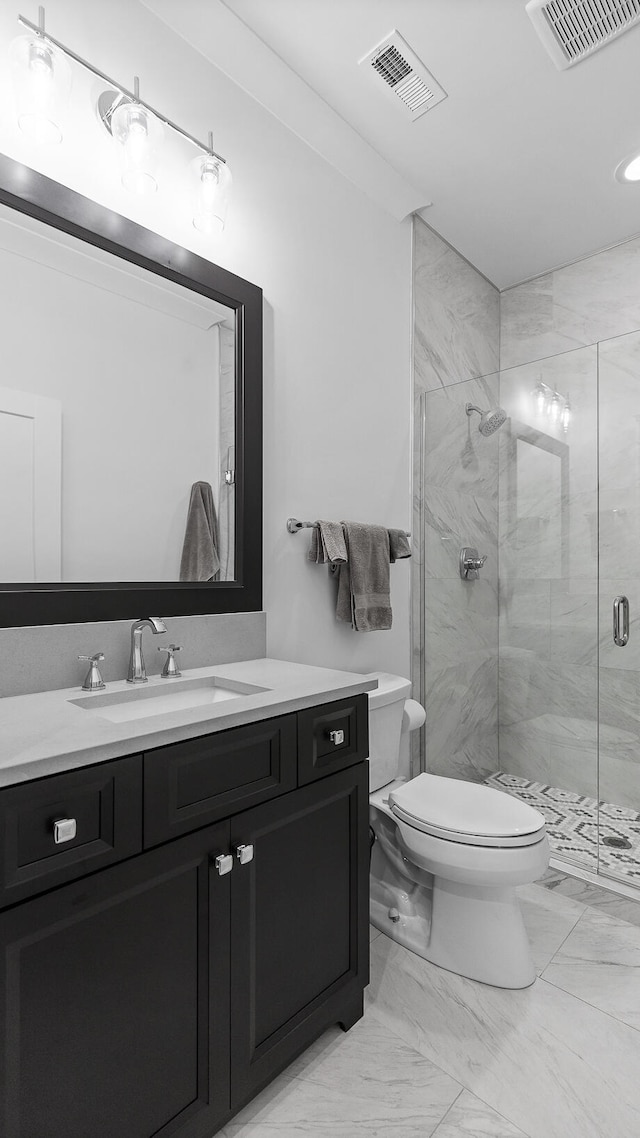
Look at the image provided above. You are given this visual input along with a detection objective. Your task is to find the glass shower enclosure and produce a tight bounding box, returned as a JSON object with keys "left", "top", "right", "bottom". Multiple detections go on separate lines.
{"left": 419, "top": 330, "right": 640, "bottom": 888}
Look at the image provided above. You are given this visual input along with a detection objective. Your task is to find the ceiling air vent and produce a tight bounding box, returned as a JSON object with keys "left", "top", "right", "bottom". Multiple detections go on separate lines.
{"left": 359, "top": 31, "right": 447, "bottom": 121}
{"left": 526, "top": 0, "right": 640, "bottom": 69}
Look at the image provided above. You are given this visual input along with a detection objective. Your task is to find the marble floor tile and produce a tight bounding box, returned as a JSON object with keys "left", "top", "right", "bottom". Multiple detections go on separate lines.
{"left": 542, "top": 906, "right": 640, "bottom": 1030}
{"left": 432, "top": 1090, "right": 529, "bottom": 1138}
{"left": 368, "top": 934, "right": 640, "bottom": 1138}
{"left": 220, "top": 1013, "right": 462, "bottom": 1137}
{"left": 517, "top": 882, "right": 585, "bottom": 974}
{"left": 539, "top": 868, "right": 640, "bottom": 928}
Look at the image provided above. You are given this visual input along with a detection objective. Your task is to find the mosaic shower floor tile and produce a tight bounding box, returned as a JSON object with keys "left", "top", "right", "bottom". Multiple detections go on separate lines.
{"left": 486, "top": 772, "right": 640, "bottom": 883}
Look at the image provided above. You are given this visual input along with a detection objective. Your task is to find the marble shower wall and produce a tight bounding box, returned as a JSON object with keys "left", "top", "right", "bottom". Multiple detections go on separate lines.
{"left": 500, "top": 238, "right": 640, "bottom": 816}
{"left": 413, "top": 219, "right": 500, "bottom": 781}
{"left": 500, "top": 234, "right": 640, "bottom": 370}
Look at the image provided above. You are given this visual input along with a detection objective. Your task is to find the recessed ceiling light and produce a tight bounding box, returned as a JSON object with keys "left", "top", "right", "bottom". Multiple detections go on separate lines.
{"left": 615, "top": 152, "right": 640, "bottom": 184}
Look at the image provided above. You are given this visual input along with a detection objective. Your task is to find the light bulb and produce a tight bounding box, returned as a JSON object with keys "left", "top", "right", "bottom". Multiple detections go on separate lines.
{"left": 561, "top": 397, "right": 571, "bottom": 434}
{"left": 550, "top": 393, "right": 561, "bottom": 423}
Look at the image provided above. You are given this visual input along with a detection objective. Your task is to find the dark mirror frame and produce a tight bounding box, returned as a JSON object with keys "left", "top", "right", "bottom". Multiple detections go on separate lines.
{"left": 0, "top": 155, "right": 262, "bottom": 627}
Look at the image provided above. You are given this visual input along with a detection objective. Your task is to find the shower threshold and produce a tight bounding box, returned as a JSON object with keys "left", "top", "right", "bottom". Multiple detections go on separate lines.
{"left": 486, "top": 772, "right": 640, "bottom": 886}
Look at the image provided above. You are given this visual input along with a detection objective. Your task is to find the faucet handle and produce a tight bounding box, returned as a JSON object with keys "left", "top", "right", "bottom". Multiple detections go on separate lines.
{"left": 78, "top": 653, "right": 106, "bottom": 691}
{"left": 158, "top": 644, "right": 182, "bottom": 678}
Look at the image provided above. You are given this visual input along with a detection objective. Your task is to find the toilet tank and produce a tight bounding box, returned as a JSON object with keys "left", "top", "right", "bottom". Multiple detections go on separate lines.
{"left": 363, "top": 673, "right": 413, "bottom": 791}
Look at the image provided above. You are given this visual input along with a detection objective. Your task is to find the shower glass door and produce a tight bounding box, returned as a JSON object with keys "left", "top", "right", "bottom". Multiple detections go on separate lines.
{"left": 497, "top": 346, "right": 599, "bottom": 873}
{"left": 597, "top": 330, "right": 640, "bottom": 886}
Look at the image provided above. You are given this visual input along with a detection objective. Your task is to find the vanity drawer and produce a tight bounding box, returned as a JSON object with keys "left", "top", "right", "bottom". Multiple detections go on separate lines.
{"left": 143, "top": 714, "right": 297, "bottom": 847}
{"left": 0, "top": 756, "right": 143, "bottom": 909}
{"left": 297, "top": 695, "right": 369, "bottom": 785}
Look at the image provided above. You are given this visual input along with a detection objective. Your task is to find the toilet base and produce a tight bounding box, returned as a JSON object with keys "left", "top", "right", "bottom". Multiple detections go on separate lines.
{"left": 369, "top": 827, "right": 537, "bottom": 988}
{"left": 371, "top": 876, "right": 536, "bottom": 988}
{"left": 426, "top": 877, "right": 536, "bottom": 988}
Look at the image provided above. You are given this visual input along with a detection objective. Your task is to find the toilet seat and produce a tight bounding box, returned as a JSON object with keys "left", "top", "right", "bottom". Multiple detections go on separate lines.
{"left": 389, "top": 773, "right": 546, "bottom": 848}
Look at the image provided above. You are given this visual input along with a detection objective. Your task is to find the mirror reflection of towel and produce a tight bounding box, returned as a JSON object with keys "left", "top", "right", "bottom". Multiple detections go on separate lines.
{"left": 179, "top": 481, "right": 220, "bottom": 581}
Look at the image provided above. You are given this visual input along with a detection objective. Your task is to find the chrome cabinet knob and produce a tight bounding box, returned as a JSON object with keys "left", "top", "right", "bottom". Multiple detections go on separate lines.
{"left": 214, "top": 853, "right": 234, "bottom": 876}
{"left": 53, "top": 818, "right": 77, "bottom": 844}
{"left": 236, "top": 843, "right": 254, "bottom": 865}
{"left": 328, "top": 729, "right": 344, "bottom": 746}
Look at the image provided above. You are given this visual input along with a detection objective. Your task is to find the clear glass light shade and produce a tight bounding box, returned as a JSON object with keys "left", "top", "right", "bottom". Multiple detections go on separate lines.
{"left": 110, "top": 100, "right": 163, "bottom": 196}
{"left": 190, "top": 154, "right": 232, "bottom": 235}
{"left": 10, "top": 34, "right": 71, "bottom": 145}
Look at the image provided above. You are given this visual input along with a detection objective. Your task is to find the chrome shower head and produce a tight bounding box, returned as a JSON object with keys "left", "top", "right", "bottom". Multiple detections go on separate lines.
{"left": 465, "top": 402, "right": 507, "bottom": 436}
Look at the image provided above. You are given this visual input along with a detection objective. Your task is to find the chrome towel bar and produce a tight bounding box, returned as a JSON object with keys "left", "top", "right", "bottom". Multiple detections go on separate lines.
{"left": 286, "top": 517, "right": 410, "bottom": 537}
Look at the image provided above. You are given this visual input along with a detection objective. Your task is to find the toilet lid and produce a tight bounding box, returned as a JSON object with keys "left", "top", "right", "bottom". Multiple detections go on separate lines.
{"left": 389, "top": 773, "right": 546, "bottom": 848}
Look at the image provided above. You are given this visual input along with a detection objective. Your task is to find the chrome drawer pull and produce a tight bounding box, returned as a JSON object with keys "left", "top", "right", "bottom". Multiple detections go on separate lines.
{"left": 236, "top": 843, "right": 254, "bottom": 865}
{"left": 53, "top": 818, "right": 77, "bottom": 845}
{"left": 214, "top": 853, "right": 234, "bottom": 876}
{"left": 328, "top": 729, "right": 344, "bottom": 746}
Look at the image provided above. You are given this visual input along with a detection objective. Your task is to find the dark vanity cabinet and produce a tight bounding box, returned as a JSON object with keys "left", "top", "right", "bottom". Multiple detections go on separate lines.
{"left": 0, "top": 695, "right": 369, "bottom": 1138}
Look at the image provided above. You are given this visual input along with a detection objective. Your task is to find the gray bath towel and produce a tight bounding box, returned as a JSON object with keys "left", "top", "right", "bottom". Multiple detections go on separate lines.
{"left": 179, "top": 481, "right": 220, "bottom": 581}
{"left": 336, "top": 522, "right": 392, "bottom": 631}
{"left": 388, "top": 528, "right": 412, "bottom": 562}
{"left": 307, "top": 521, "right": 348, "bottom": 565}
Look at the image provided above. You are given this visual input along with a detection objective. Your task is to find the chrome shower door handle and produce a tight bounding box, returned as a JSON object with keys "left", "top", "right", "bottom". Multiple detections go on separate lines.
{"left": 613, "top": 595, "right": 629, "bottom": 647}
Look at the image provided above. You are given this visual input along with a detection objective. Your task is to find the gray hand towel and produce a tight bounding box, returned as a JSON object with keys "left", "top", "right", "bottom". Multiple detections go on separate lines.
{"left": 336, "top": 522, "right": 392, "bottom": 631}
{"left": 388, "top": 529, "right": 412, "bottom": 562}
{"left": 308, "top": 520, "right": 348, "bottom": 565}
{"left": 179, "top": 481, "right": 220, "bottom": 581}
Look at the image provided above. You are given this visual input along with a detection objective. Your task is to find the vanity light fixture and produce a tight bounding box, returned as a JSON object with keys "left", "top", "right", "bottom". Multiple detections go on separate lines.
{"left": 13, "top": 7, "right": 232, "bottom": 228}
{"left": 615, "top": 151, "right": 640, "bottom": 183}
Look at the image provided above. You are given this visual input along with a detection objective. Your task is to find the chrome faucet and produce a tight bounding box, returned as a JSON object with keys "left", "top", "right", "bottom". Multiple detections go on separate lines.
{"left": 127, "top": 617, "right": 167, "bottom": 683}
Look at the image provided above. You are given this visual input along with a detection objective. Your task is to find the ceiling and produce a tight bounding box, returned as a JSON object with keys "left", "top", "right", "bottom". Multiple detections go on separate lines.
{"left": 143, "top": 0, "right": 640, "bottom": 289}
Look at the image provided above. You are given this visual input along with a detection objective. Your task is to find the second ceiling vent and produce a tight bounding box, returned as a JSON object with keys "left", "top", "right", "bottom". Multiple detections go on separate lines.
{"left": 359, "top": 31, "right": 447, "bottom": 121}
{"left": 526, "top": 0, "right": 640, "bottom": 68}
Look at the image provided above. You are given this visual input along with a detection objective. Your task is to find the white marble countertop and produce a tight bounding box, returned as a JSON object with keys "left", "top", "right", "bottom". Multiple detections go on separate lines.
{"left": 0, "top": 658, "right": 377, "bottom": 788}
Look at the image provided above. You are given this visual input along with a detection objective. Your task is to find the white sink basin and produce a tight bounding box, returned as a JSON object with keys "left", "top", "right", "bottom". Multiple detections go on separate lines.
{"left": 69, "top": 676, "right": 268, "bottom": 723}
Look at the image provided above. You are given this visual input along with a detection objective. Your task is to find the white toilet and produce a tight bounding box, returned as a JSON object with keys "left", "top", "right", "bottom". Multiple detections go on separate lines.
{"left": 367, "top": 673, "right": 549, "bottom": 989}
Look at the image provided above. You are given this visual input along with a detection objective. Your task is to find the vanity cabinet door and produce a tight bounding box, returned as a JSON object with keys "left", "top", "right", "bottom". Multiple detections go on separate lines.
{"left": 228, "top": 761, "right": 370, "bottom": 1111}
{"left": 0, "top": 821, "right": 231, "bottom": 1138}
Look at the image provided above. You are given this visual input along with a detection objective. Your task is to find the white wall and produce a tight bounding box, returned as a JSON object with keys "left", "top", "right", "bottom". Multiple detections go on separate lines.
{"left": 0, "top": 0, "right": 412, "bottom": 681}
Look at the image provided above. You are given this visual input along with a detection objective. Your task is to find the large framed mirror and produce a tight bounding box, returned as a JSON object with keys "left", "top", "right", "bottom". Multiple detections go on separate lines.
{"left": 0, "top": 154, "right": 262, "bottom": 627}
